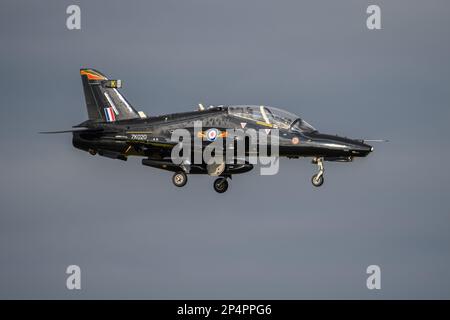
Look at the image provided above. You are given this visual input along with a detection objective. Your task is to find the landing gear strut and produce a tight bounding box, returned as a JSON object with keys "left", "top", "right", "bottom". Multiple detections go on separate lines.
{"left": 311, "top": 157, "right": 324, "bottom": 187}
{"left": 172, "top": 171, "right": 188, "bottom": 187}
{"left": 213, "top": 177, "right": 229, "bottom": 193}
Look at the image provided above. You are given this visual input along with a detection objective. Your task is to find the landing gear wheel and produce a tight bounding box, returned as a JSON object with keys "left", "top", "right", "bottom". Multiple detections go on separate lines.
{"left": 311, "top": 157, "right": 325, "bottom": 187}
{"left": 172, "top": 171, "right": 187, "bottom": 187}
{"left": 213, "top": 178, "right": 229, "bottom": 193}
{"left": 311, "top": 174, "right": 324, "bottom": 187}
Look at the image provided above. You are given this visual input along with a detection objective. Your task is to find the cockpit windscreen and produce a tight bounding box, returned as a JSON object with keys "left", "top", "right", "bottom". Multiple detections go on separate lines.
{"left": 228, "top": 105, "right": 316, "bottom": 132}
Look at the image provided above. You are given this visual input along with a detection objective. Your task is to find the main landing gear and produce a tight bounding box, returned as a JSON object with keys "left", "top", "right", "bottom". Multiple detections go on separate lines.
{"left": 311, "top": 157, "right": 324, "bottom": 187}
{"left": 172, "top": 171, "right": 187, "bottom": 187}
{"left": 213, "top": 177, "right": 229, "bottom": 193}
{"left": 171, "top": 171, "right": 230, "bottom": 193}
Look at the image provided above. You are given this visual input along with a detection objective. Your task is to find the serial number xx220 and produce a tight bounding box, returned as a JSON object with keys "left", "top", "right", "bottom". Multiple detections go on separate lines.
{"left": 130, "top": 134, "right": 147, "bottom": 141}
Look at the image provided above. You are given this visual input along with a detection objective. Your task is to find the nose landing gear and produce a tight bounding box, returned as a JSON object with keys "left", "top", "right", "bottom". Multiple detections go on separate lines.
{"left": 311, "top": 157, "right": 324, "bottom": 187}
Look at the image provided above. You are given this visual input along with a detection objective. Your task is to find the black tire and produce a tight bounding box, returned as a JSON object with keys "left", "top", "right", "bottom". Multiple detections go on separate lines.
{"left": 213, "top": 178, "right": 229, "bottom": 193}
{"left": 311, "top": 174, "right": 324, "bottom": 187}
{"left": 172, "top": 171, "right": 187, "bottom": 187}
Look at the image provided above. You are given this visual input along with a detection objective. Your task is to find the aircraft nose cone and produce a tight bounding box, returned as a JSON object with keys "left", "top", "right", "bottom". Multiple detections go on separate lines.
{"left": 303, "top": 132, "right": 373, "bottom": 157}
{"left": 352, "top": 142, "right": 372, "bottom": 156}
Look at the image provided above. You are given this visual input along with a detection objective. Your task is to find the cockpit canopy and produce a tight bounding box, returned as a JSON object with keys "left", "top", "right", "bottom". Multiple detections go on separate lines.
{"left": 227, "top": 105, "right": 316, "bottom": 133}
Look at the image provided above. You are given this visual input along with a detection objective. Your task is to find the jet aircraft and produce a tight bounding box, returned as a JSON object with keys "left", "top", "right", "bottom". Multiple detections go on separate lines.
{"left": 43, "top": 69, "right": 376, "bottom": 193}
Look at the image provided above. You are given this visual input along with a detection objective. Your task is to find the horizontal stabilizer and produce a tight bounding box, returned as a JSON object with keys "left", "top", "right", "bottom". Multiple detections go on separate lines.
{"left": 39, "top": 128, "right": 103, "bottom": 134}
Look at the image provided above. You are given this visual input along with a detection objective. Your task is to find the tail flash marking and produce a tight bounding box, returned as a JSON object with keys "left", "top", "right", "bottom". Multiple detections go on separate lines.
{"left": 104, "top": 107, "right": 116, "bottom": 122}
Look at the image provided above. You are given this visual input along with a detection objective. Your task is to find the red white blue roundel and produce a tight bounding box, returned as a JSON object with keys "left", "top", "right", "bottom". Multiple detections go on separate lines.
{"left": 206, "top": 128, "right": 219, "bottom": 141}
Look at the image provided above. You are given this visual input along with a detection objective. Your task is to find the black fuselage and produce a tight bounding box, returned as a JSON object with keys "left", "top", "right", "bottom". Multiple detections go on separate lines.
{"left": 73, "top": 106, "right": 372, "bottom": 169}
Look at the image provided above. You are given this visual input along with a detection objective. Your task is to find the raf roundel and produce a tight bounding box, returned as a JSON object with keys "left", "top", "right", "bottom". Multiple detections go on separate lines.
{"left": 206, "top": 128, "right": 219, "bottom": 142}
{"left": 292, "top": 136, "right": 300, "bottom": 145}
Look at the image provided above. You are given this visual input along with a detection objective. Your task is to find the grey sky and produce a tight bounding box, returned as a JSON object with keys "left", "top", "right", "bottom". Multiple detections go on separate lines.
{"left": 1, "top": 0, "right": 450, "bottom": 299}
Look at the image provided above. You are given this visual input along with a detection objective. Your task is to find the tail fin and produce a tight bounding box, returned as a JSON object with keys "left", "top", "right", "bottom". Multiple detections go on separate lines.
{"left": 80, "top": 68, "right": 140, "bottom": 122}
